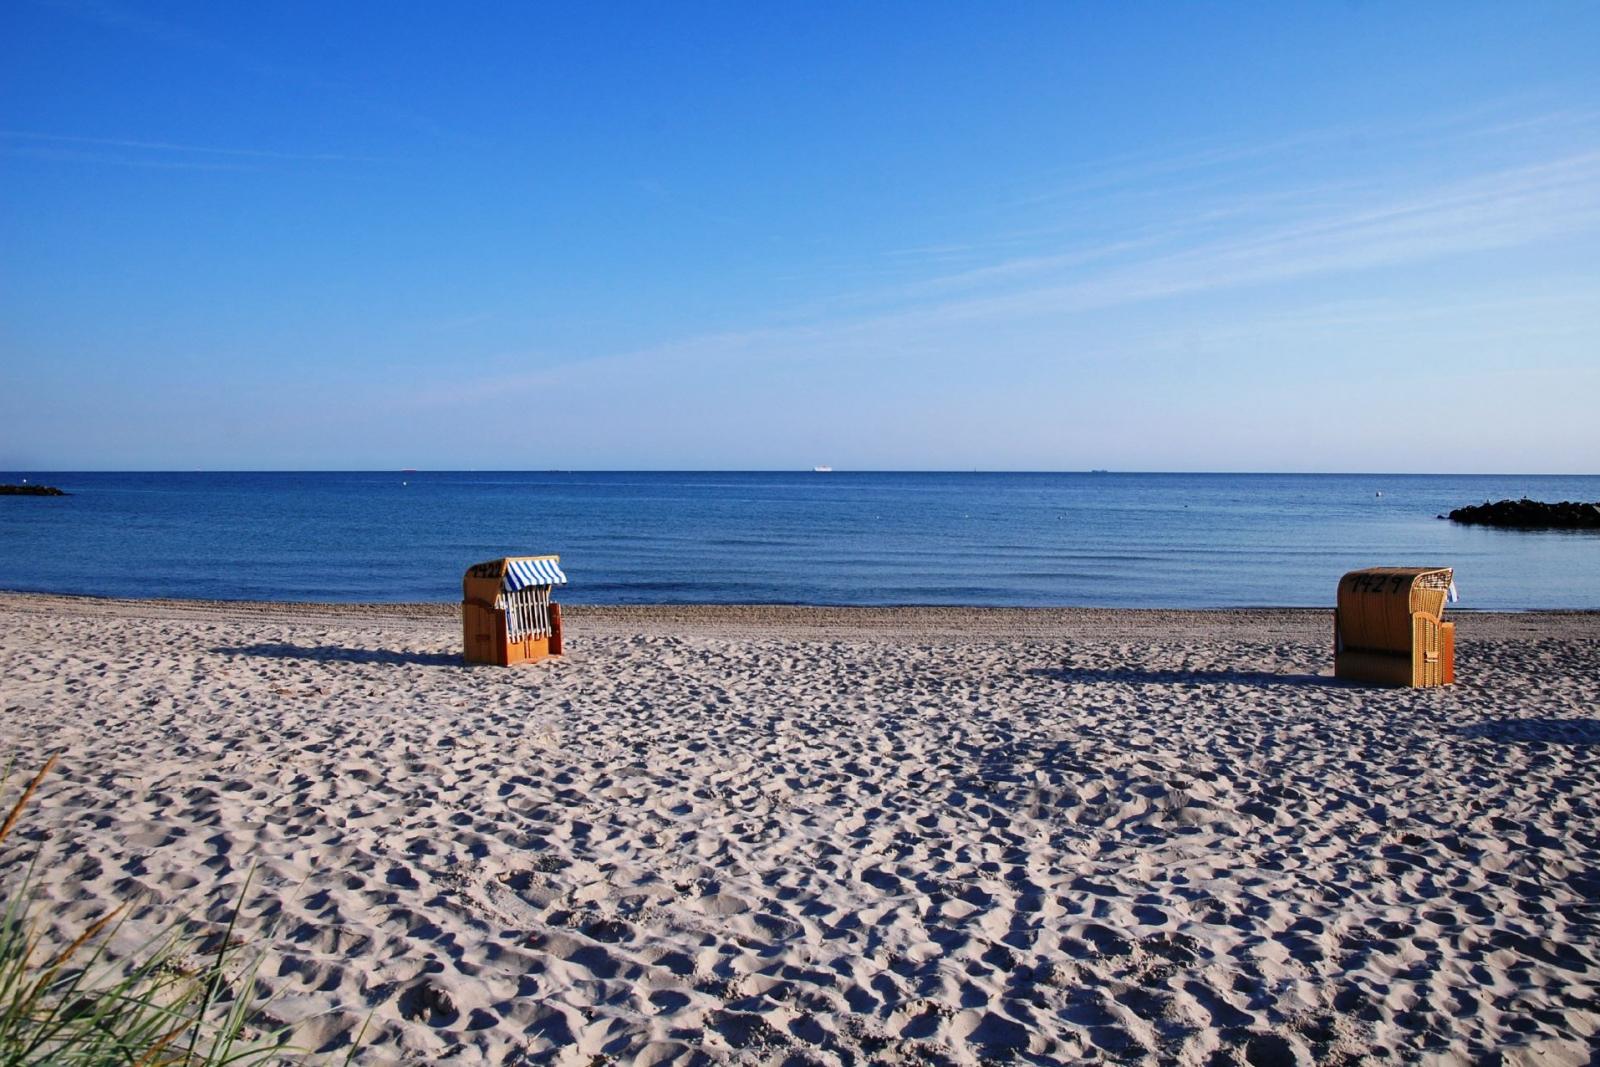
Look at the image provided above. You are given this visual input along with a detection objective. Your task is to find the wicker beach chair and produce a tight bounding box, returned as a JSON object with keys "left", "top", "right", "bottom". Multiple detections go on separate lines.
{"left": 1333, "top": 567, "right": 1456, "bottom": 687}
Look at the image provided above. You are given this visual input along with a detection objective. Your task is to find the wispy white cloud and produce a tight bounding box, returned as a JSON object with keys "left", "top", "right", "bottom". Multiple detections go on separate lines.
{"left": 996, "top": 100, "right": 1600, "bottom": 214}
{"left": 851, "top": 102, "right": 1600, "bottom": 296}
{"left": 2, "top": 144, "right": 256, "bottom": 171}
{"left": 0, "top": 130, "right": 378, "bottom": 163}
{"left": 853, "top": 150, "right": 1600, "bottom": 330}
{"left": 353, "top": 108, "right": 1600, "bottom": 415}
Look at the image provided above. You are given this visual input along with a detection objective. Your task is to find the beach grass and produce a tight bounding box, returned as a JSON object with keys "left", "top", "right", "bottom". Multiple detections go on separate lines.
{"left": 0, "top": 756, "right": 298, "bottom": 1066}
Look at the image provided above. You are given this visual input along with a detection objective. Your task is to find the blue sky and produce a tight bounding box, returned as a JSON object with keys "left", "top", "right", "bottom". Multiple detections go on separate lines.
{"left": 2, "top": 2, "right": 1596, "bottom": 472}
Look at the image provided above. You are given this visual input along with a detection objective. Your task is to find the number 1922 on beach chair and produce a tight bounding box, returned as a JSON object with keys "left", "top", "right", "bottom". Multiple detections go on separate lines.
{"left": 1334, "top": 567, "right": 1456, "bottom": 687}
{"left": 462, "top": 555, "right": 567, "bottom": 666}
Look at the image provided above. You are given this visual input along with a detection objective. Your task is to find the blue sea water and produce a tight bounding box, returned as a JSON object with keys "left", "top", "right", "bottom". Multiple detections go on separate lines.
{"left": 1, "top": 471, "right": 1596, "bottom": 609}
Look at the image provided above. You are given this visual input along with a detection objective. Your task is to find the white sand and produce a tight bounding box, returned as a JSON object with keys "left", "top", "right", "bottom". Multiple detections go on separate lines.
{"left": 2, "top": 593, "right": 1597, "bottom": 1064}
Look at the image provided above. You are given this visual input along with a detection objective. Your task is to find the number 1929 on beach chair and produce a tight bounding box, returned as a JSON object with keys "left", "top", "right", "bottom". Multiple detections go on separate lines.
{"left": 1334, "top": 567, "right": 1456, "bottom": 687}
{"left": 461, "top": 555, "right": 567, "bottom": 666}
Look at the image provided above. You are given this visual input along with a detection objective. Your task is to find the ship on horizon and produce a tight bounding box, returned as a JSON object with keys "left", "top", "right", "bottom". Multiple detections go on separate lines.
{"left": 813, "top": 465, "right": 833, "bottom": 473}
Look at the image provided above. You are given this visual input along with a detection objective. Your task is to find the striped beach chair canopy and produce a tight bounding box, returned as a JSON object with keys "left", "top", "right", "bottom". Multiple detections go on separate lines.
{"left": 502, "top": 555, "right": 567, "bottom": 591}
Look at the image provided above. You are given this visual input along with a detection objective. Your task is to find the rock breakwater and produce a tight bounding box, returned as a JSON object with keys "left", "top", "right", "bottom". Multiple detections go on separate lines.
{"left": 1447, "top": 498, "right": 1600, "bottom": 529}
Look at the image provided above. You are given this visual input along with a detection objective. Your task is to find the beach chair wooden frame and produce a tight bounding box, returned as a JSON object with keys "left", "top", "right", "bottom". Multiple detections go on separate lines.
{"left": 462, "top": 555, "right": 567, "bottom": 666}
{"left": 1333, "top": 567, "right": 1455, "bottom": 687}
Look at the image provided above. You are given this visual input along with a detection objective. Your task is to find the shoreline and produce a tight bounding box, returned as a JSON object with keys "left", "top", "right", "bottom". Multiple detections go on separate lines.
{"left": 4, "top": 589, "right": 1599, "bottom": 642}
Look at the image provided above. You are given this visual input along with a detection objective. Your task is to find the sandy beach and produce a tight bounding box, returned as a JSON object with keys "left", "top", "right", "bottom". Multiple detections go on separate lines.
{"left": 1, "top": 592, "right": 1597, "bottom": 1064}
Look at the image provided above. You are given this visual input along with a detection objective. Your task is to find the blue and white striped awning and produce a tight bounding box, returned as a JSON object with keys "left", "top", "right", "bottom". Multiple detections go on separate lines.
{"left": 503, "top": 557, "right": 567, "bottom": 591}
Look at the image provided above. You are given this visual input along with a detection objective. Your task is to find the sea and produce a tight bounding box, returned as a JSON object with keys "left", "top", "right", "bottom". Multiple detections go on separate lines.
{"left": 1, "top": 471, "right": 1596, "bottom": 610}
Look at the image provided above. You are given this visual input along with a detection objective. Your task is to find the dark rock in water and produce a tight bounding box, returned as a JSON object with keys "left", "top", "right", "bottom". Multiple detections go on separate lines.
{"left": 0, "top": 484, "right": 67, "bottom": 496}
{"left": 1447, "top": 498, "right": 1600, "bottom": 530}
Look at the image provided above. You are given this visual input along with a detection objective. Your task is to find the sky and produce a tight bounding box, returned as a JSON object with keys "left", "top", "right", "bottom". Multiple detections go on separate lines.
{"left": 1, "top": 2, "right": 1597, "bottom": 472}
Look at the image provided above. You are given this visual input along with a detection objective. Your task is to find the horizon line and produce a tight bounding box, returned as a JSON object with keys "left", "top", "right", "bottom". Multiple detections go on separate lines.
{"left": 6, "top": 468, "right": 1597, "bottom": 478}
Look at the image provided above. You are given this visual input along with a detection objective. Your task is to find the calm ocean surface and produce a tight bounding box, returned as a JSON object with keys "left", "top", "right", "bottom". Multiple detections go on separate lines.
{"left": 1, "top": 471, "right": 1596, "bottom": 609}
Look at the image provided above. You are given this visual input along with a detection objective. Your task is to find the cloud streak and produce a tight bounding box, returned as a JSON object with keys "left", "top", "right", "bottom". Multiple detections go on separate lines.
{"left": 845, "top": 102, "right": 1600, "bottom": 298}
{"left": 484, "top": 113, "right": 1600, "bottom": 399}
{"left": 847, "top": 149, "right": 1600, "bottom": 333}
{"left": 0, "top": 130, "right": 378, "bottom": 163}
